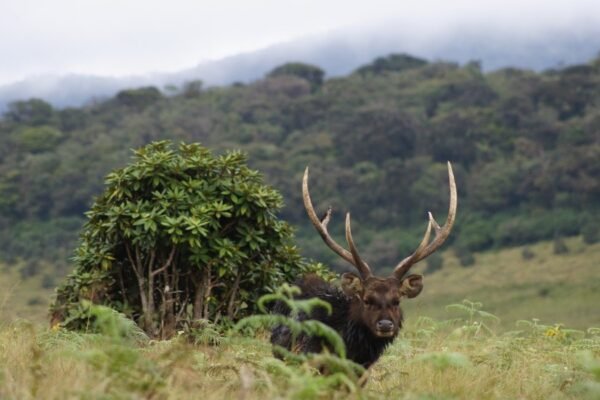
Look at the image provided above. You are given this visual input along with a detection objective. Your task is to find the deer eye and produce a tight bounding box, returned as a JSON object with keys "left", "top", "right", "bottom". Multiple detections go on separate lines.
{"left": 391, "top": 299, "right": 400, "bottom": 307}
{"left": 364, "top": 298, "right": 376, "bottom": 307}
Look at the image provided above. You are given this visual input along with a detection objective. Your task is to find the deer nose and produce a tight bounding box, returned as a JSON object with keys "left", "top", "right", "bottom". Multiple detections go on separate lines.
{"left": 376, "top": 319, "right": 394, "bottom": 332}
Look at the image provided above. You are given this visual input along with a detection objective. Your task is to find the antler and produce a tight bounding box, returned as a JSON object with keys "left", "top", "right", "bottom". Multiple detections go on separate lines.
{"left": 345, "top": 213, "right": 372, "bottom": 279}
{"left": 393, "top": 162, "right": 458, "bottom": 279}
{"left": 303, "top": 167, "right": 372, "bottom": 279}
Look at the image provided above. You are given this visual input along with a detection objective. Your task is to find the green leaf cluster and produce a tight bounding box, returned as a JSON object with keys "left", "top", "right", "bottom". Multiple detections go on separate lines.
{"left": 50, "top": 141, "right": 326, "bottom": 337}
{"left": 1, "top": 53, "right": 600, "bottom": 278}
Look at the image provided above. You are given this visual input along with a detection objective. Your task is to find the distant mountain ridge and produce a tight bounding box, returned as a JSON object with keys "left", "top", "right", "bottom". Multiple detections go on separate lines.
{"left": 1, "top": 24, "right": 599, "bottom": 111}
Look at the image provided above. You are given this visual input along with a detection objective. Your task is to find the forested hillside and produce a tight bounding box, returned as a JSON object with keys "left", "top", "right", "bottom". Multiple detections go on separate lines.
{"left": 1, "top": 53, "right": 599, "bottom": 280}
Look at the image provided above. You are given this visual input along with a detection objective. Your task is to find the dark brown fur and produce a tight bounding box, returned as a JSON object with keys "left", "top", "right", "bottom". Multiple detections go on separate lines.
{"left": 275, "top": 163, "right": 456, "bottom": 368}
{"left": 270, "top": 273, "right": 418, "bottom": 368}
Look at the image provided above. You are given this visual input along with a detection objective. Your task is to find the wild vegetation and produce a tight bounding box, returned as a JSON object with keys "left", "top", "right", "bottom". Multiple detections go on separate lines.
{"left": 1, "top": 195, "right": 598, "bottom": 399}
{"left": 0, "top": 52, "right": 599, "bottom": 398}
{"left": 3, "top": 234, "right": 599, "bottom": 331}
{"left": 1, "top": 289, "right": 598, "bottom": 399}
{"left": 0, "top": 53, "right": 599, "bottom": 281}
{"left": 50, "top": 140, "right": 327, "bottom": 338}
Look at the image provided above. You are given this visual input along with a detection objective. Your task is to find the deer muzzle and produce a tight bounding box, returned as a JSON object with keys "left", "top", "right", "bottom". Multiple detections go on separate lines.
{"left": 375, "top": 319, "right": 395, "bottom": 336}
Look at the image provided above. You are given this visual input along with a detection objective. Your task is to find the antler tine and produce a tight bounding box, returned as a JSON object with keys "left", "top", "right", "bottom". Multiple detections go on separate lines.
{"left": 345, "top": 213, "right": 372, "bottom": 279}
{"left": 394, "top": 162, "right": 458, "bottom": 279}
{"left": 303, "top": 167, "right": 356, "bottom": 267}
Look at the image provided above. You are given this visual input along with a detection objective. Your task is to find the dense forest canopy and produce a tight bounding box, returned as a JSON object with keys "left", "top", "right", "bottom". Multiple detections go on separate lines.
{"left": 1, "top": 53, "right": 599, "bottom": 279}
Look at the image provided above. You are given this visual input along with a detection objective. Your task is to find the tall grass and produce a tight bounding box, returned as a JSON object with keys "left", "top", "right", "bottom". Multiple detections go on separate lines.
{"left": 0, "top": 299, "right": 598, "bottom": 399}
{"left": 0, "top": 236, "right": 598, "bottom": 398}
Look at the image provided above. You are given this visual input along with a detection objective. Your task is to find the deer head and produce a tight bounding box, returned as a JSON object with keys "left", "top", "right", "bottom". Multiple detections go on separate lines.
{"left": 302, "top": 162, "right": 457, "bottom": 338}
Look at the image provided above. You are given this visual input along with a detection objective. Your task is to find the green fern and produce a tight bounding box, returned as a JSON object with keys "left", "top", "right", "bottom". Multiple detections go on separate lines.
{"left": 234, "top": 283, "right": 365, "bottom": 390}
{"left": 60, "top": 300, "right": 149, "bottom": 343}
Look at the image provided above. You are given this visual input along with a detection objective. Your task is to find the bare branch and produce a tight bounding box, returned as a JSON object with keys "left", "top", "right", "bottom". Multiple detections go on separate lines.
{"left": 125, "top": 244, "right": 142, "bottom": 280}
{"left": 151, "top": 246, "right": 177, "bottom": 277}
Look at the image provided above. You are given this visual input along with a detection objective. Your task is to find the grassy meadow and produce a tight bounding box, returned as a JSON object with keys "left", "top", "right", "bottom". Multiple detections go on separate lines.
{"left": 408, "top": 236, "right": 600, "bottom": 330}
{"left": 0, "top": 236, "right": 599, "bottom": 399}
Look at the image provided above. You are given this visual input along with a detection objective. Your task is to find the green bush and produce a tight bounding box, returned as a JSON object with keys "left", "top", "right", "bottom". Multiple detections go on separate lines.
{"left": 425, "top": 252, "right": 444, "bottom": 274}
{"left": 41, "top": 274, "right": 55, "bottom": 289}
{"left": 27, "top": 296, "right": 44, "bottom": 306}
{"left": 355, "top": 53, "right": 427, "bottom": 76}
{"left": 455, "top": 217, "right": 496, "bottom": 251}
{"left": 20, "top": 259, "right": 40, "bottom": 279}
{"left": 553, "top": 236, "right": 569, "bottom": 255}
{"left": 582, "top": 222, "right": 600, "bottom": 244}
{"left": 16, "top": 126, "right": 63, "bottom": 153}
{"left": 0, "top": 218, "right": 82, "bottom": 272}
{"left": 51, "top": 141, "right": 326, "bottom": 338}
{"left": 115, "top": 86, "right": 163, "bottom": 109}
{"left": 6, "top": 98, "right": 54, "bottom": 125}
{"left": 521, "top": 247, "right": 536, "bottom": 260}
{"left": 495, "top": 209, "right": 582, "bottom": 247}
{"left": 268, "top": 62, "right": 325, "bottom": 90}
{"left": 455, "top": 246, "right": 475, "bottom": 267}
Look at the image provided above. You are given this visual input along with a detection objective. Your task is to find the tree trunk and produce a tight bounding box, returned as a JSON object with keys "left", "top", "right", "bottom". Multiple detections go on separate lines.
{"left": 143, "top": 249, "right": 157, "bottom": 335}
{"left": 227, "top": 269, "right": 242, "bottom": 319}
{"left": 193, "top": 269, "right": 206, "bottom": 320}
{"left": 126, "top": 244, "right": 151, "bottom": 332}
{"left": 161, "top": 263, "right": 177, "bottom": 338}
{"left": 202, "top": 267, "right": 213, "bottom": 319}
{"left": 193, "top": 265, "right": 212, "bottom": 320}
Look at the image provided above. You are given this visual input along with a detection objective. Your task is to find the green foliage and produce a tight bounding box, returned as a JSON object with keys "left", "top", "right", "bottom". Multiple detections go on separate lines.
{"left": 455, "top": 245, "right": 475, "bottom": 267}
{"left": 51, "top": 141, "right": 326, "bottom": 338}
{"left": 582, "top": 221, "right": 600, "bottom": 244}
{"left": 333, "top": 105, "right": 418, "bottom": 166}
{"left": 60, "top": 300, "right": 149, "bottom": 343}
{"left": 16, "top": 126, "right": 63, "bottom": 153}
{"left": 521, "top": 246, "right": 535, "bottom": 260}
{"left": 268, "top": 62, "right": 325, "bottom": 90}
{"left": 554, "top": 235, "right": 570, "bottom": 254}
{"left": 19, "top": 259, "right": 40, "bottom": 279}
{"left": 182, "top": 80, "right": 203, "bottom": 97}
{"left": 576, "top": 350, "right": 600, "bottom": 399}
{"left": 6, "top": 99, "right": 54, "bottom": 125}
{"left": 0, "top": 218, "right": 82, "bottom": 272}
{"left": 469, "top": 159, "right": 522, "bottom": 211}
{"left": 442, "top": 299, "right": 500, "bottom": 338}
{"left": 424, "top": 252, "right": 444, "bottom": 274}
{"left": 1, "top": 53, "right": 600, "bottom": 282}
{"left": 40, "top": 274, "right": 55, "bottom": 289}
{"left": 579, "top": 350, "right": 600, "bottom": 381}
{"left": 115, "top": 86, "right": 163, "bottom": 109}
{"left": 237, "top": 284, "right": 345, "bottom": 358}
{"left": 494, "top": 209, "right": 583, "bottom": 248}
{"left": 235, "top": 284, "right": 365, "bottom": 391}
{"left": 1, "top": 300, "right": 599, "bottom": 399}
{"left": 179, "top": 318, "right": 224, "bottom": 346}
{"left": 415, "top": 351, "right": 472, "bottom": 370}
{"left": 355, "top": 53, "right": 427, "bottom": 75}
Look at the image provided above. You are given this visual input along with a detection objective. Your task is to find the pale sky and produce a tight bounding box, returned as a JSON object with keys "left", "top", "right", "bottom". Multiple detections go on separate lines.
{"left": 1, "top": 0, "right": 599, "bottom": 85}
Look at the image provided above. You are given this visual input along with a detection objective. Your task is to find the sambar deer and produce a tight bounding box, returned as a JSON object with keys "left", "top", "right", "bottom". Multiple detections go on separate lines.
{"left": 271, "top": 162, "right": 457, "bottom": 368}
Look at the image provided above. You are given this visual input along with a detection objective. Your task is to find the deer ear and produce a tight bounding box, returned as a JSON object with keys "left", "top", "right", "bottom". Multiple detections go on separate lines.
{"left": 399, "top": 274, "right": 423, "bottom": 298}
{"left": 341, "top": 272, "right": 363, "bottom": 296}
